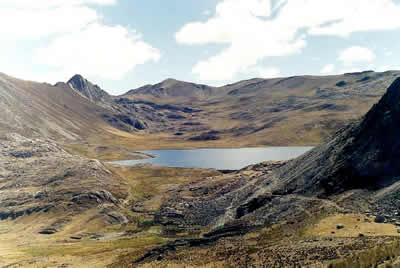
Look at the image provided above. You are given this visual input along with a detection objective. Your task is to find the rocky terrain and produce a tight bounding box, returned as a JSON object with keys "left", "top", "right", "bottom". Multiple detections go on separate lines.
{"left": 126, "top": 77, "right": 400, "bottom": 267}
{"left": 155, "top": 77, "right": 400, "bottom": 229}
{"left": 0, "top": 133, "right": 130, "bottom": 232}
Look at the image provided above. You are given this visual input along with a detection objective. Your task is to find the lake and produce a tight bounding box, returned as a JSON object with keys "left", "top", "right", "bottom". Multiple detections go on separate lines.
{"left": 110, "top": 147, "right": 313, "bottom": 170}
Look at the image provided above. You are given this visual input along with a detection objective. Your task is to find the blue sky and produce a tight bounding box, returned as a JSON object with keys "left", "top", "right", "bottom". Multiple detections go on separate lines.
{"left": 1, "top": 0, "right": 400, "bottom": 95}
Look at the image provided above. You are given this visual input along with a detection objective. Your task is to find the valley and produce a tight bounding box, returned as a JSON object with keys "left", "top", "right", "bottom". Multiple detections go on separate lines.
{"left": 3, "top": 71, "right": 400, "bottom": 267}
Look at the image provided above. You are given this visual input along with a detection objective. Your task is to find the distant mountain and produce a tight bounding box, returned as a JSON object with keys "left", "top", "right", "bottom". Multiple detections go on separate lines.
{"left": 1, "top": 70, "right": 399, "bottom": 152}
{"left": 122, "top": 71, "right": 400, "bottom": 146}
{"left": 124, "top": 78, "right": 216, "bottom": 102}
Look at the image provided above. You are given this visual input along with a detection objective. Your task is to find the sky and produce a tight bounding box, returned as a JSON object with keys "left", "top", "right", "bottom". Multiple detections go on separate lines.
{"left": 1, "top": 0, "right": 400, "bottom": 95}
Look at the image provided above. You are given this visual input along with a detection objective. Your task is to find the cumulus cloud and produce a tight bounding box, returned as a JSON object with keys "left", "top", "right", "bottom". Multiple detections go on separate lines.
{"left": 338, "top": 46, "right": 376, "bottom": 66}
{"left": 320, "top": 64, "right": 335, "bottom": 74}
{"left": 177, "top": 0, "right": 400, "bottom": 81}
{"left": 0, "top": 0, "right": 159, "bottom": 81}
{"left": 34, "top": 24, "right": 160, "bottom": 80}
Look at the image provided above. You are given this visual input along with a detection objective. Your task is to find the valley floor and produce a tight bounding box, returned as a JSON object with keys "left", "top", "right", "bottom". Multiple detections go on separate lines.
{"left": 3, "top": 164, "right": 400, "bottom": 267}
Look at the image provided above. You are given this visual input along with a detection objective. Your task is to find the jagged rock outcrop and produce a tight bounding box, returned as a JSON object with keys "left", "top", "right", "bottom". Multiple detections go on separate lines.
{"left": 68, "top": 74, "right": 113, "bottom": 107}
{"left": 66, "top": 74, "right": 149, "bottom": 131}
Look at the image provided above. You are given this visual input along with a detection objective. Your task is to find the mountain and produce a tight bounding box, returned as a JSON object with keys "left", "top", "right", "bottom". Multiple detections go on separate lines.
{"left": 124, "top": 78, "right": 216, "bottom": 103}
{"left": 0, "top": 72, "right": 114, "bottom": 141}
{"left": 123, "top": 71, "right": 400, "bottom": 146}
{"left": 2, "top": 70, "right": 400, "bottom": 162}
{"left": 155, "top": 77, "right": 400, "bottom": 228}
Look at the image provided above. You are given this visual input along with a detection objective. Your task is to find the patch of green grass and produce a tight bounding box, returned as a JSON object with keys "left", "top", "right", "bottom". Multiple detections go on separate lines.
{"left": 138, "top": 220, "right": 154, "bottom": 229}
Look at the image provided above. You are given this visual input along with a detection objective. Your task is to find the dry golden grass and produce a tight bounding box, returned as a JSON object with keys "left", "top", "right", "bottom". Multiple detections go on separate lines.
{"left": 305, "top": 214, "right": 400, "bottom": 238}
{"left": 107, "top": 164, "right": 220, "bottom": 211}
{"left": 0, "top": 165, "right": 219, "bottom": 267}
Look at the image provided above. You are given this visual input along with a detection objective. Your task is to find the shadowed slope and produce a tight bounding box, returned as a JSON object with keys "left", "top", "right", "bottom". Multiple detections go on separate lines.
{"left": 272, "top": 77, "right": 400, "bottom": 197}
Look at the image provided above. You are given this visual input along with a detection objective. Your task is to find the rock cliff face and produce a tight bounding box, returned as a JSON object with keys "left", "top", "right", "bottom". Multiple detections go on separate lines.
{"left": 155, "top": 78, "right": 400, "bottom": 228}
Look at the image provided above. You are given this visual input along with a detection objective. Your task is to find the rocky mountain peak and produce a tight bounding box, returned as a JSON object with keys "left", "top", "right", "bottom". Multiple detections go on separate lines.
{"left": 67, "top": 74, "right": 112, "bottom": 104}
{"left": 68, "top": 74, "right": 88, "bottom": 90}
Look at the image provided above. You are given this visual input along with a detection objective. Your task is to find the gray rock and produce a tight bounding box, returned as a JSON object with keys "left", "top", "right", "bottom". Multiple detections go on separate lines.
{"left": 374, "top": 215, "right": 386, "bottom": 223}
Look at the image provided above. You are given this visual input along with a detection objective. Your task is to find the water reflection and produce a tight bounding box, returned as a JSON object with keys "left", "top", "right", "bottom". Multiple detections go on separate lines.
{"left": 110, "top": 147, "right": 313, "bottom": 170}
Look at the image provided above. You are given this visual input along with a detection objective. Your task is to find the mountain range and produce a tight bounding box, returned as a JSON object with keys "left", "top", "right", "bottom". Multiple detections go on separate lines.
{"left": 1, "top": 70, "right": 399, "bottom": 161}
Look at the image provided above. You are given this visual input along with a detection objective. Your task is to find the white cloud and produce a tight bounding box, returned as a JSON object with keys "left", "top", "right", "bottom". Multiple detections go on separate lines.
{"left": 34, "top": 23, "right": 160, "bottom": 80}
{"left": 0, "top": 0, "right": 159, "bottom": 82}
{"left": 0, "top": 0, "right": 115, "bottom": 39}
{"left": 177, "top": 0, "right": 400, "bottom": 81}
{"left": 320, "top": 64, "right": 335, "bottom": 74}
{"left": 339, "top": 46, "right": 376, "bottom": 65}
{"left": 258, "top": 67, "right": 280, "bottom": 78}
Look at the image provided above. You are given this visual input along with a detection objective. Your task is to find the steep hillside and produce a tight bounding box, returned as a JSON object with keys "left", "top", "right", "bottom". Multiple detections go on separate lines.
{"left": 0, "top": 73, "right": 149, "bottom": 146}
{"left": 0, "top": 73, "right": 112, "bottom": 141}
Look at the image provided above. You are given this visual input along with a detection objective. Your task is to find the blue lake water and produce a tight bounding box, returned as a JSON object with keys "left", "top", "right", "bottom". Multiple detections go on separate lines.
{"left": 110, "top": 147, "right": 313, "bottom": 170}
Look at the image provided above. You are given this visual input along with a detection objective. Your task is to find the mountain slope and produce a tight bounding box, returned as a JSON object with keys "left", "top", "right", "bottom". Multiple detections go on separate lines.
{"left": 0, "top": 73, "right": 111, "bottom": 141}
{"left": 271, "top": 77, "right": 400, "bottom": 197}
{"left": 0, "top": 73, "right": 150, "bottom": 145}
{"left": 123, "top": 71, "right": 400, "bottom": 146}
{"left": 155, "top": 77, "right": 400, "bottom": 228}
